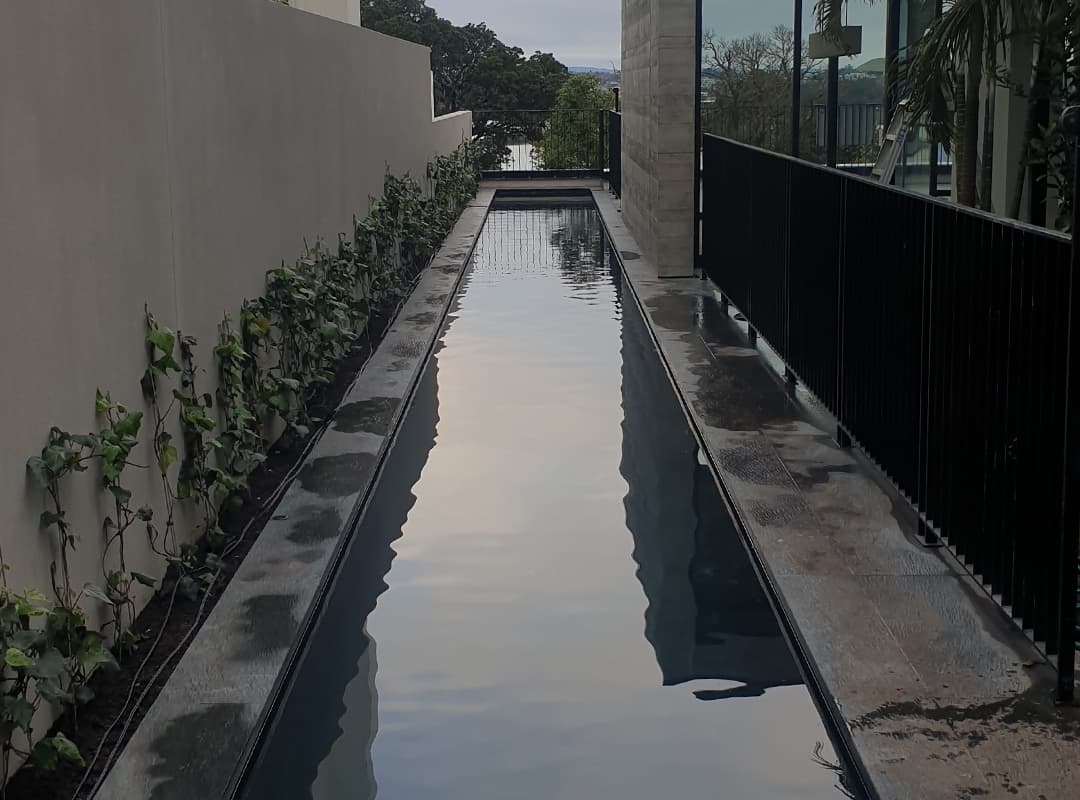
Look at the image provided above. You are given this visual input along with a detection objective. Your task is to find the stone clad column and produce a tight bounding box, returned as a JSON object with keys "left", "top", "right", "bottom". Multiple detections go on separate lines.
{"left": 621, "top": 0, "right": 697, "bottom": 277}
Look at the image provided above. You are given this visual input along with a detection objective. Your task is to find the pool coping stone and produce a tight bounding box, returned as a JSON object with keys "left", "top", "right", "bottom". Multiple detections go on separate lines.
{"left": 92, "top": 190, "right": 495, "bottom": 800}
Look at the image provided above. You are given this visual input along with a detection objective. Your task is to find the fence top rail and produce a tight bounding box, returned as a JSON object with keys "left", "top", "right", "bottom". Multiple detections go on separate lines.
{"left": 474, "top": 109, "right": 603, "bottom": 114}
{"left": 703, "top": 133, "right": 1070, "bottom": 244}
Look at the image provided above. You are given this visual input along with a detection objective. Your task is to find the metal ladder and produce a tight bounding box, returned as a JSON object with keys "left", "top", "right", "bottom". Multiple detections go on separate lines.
{"left": 870, "top": 100, "right": 912, "bottom": 184}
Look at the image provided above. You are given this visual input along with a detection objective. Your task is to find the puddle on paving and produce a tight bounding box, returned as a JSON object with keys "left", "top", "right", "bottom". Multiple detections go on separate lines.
{"left": 240, "top": 207, "right": 855, "bottom": 800}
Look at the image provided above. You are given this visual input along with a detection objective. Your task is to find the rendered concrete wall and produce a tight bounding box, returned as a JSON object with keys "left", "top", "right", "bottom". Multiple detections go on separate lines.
{"left": 0, "top": 0, "right": 468, "bottom": 680}
{"left": 620, "top": 0, "right": 696, "bottom": 277}
{"left": 292, "top": 0, "right": 363, "bottom": 26}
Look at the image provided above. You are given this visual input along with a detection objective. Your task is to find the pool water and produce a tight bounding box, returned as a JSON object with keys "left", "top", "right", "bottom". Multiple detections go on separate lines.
{"left": 239, "top": 205, "right": 853, "bottom": 800}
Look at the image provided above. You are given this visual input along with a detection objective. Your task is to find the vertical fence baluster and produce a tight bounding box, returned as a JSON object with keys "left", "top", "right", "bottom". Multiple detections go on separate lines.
{"left": 700, "top": 133, "right": 1076, "bottom": 696}
{"left": 1056, "top": 112, "right": 1080, "bottom": 701}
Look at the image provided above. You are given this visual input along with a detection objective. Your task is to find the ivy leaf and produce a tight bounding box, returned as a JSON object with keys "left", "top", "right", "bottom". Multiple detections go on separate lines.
{"left": 109, "top": 485, "right": 133, "bottom": 505}
{"left": 153, "top": 353, "right": 181, "bottom": 374}
{"left": 30, "top": 733, "right": 84, "bottom": 770}
{"left": 14, "top": 590, "right": 49, "bottom": 618}
{"left": 159, "top": 443, "right": 178, "bottom": 475}
{"left": 102, "top": 443, "right": 123, "bottom": 466}
{"left": 30, "top": 648, "right": 67, "bottom": 681}
{"left": 177, "top": 575, "right": 201, "bottom": 602}
{"left": 131, "top": 572, "right": 157, "bottom": 588}
{"left": 35, "top": 678, "right": 72, "bottom": 705}
{"left": 26, "top": 456, "right": 51, "bottom": 486}
{"left": 147, "top": 327, "right": 176, "bottom": 357}
{"left": 77, "top": 632, "right": 117, "bottom": 672}
{"left": 82, "top": 583, "right": 115, "bottom": 606}
{"left": 10, "top": 629, "right": 44, "bottom": 652}
{"left": 114, "top": 412, "right": 143, "bottom": 438}
{"left": 267, "top": 394, "right": 289, "bottom": 414}
{"left": 40, "top": 510, "right": 63, "bottom": 529}
{"left": 1, "top": 697, "right": 35, "bottom": 731}
{"left": 4, "top": 648, "right": 35, "bottom": 670}
{"left": 95, "top": 389, "right": 110, "bottom": 413}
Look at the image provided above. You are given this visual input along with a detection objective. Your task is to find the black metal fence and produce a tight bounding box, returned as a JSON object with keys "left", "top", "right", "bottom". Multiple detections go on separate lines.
{"left": 474, "top": 110, "right": 608, "bottom": 173}
{"left": 811, "top": 103, "right": 883, "bottom": 166}
{"left": 701, "top": 134, "right": 1079, "bottom": 697}
{"left": 701, "top": 104, "right": 790, "bottom": 155}
{"left": 608, "top": 110, "right": 622, "bottom": 197}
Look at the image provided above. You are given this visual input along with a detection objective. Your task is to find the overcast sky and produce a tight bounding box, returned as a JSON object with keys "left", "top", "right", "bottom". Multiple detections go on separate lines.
{"left": 426, "top": 0, "right": 885, "bottom": 68}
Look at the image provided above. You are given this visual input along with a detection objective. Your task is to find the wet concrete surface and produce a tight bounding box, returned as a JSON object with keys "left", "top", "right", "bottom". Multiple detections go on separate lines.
{"left": 592, "top": 188, "right": 1080, "bottom": 799}
{"left": 239, "top": 207, "right": 851, "bottom": 800}
{"left": 92, "top": 192, "right": 496, "bottom": 800}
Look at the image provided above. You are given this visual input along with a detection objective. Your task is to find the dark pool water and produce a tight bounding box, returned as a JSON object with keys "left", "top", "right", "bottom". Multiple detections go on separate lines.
{"left": 240, "top": 205, "right": 851, "bottom": 800}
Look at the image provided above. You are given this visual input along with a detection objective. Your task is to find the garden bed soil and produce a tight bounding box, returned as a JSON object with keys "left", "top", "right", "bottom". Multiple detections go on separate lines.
{"left": 6, "top": 299, "right": 405, "bottom": 800}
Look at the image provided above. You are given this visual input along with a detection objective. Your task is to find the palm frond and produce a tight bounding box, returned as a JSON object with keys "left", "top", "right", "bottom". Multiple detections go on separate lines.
{"left": 900, "top": 0, "right": 983, "bottom": 141}
{"left": 814, "top": 0, "right": 879, "bottom": 38}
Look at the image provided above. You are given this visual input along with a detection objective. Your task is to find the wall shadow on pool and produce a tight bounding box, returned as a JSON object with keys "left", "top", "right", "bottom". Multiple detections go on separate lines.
{"left": 240, "top": 355, "right": 442, "bottom": 800}
{"left": 618, "top": 266, "right": 803, "bottom": 696}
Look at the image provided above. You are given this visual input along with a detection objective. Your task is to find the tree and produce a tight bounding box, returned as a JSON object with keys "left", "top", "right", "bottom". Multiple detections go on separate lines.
{"left": 701, "top": 26, "right": 822, "bottom": 155}
{"left": 362, "top": 0, "right": 568, "bottom": 114}
{"left": 536, "top": 75, "right": 614, "bottom": 170}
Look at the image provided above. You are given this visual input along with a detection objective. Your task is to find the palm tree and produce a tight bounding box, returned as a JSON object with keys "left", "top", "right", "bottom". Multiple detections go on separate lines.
{"left": 907, "top": 1, "right": 1041, "bottom": 211}
{"left": 818, "top": 0, "right": 1039, "bottom": 212}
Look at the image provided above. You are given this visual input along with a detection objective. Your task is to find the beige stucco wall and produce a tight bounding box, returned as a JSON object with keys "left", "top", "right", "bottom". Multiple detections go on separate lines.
{"left": 292, "top": 0, "right": 363, "bottom": 26}
{"left": 620, "top": 0, "right": 696, "bottom": 277}
{"left": 0, "top": 0, "right": 469, "bottom": 671}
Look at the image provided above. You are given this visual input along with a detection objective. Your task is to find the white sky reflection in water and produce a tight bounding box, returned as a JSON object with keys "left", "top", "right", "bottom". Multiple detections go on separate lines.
{"left": 242, "top": 207, "right": 852, "bottom": 800}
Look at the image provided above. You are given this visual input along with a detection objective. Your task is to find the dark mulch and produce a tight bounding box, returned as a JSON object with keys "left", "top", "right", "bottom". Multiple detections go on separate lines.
{"left": 7, "top": 300, "right": 404, "bottom": 800}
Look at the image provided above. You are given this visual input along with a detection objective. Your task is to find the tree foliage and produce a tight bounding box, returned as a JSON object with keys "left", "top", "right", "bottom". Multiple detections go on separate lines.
{"left": 362, "top": 0, "right": 569, "bottom": 114}
{"left": 537, "top": 75, "right": 614, "bottom": 170}
{"left": 702, "top": 26, "right": 826, "bottom": 156}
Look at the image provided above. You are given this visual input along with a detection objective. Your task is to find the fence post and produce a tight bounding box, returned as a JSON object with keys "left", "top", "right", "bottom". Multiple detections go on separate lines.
{"left": 791, "top": 0, "right": 803, "bottom": 158}
{"left": 1058, "top": 106, "right": 1080, "bottom": 703}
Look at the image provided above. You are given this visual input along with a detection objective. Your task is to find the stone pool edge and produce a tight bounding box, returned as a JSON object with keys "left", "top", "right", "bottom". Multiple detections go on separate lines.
{"left": 92, "top": 190, "right": 495, "bottom": 800}
{"left": 592, "top": 187, "right": 1080, "bottom": 800}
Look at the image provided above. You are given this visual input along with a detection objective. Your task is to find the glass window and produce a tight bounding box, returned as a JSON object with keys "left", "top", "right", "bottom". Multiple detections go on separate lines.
{"left": 699, "top": 1, "right": 888, "bottom": 170}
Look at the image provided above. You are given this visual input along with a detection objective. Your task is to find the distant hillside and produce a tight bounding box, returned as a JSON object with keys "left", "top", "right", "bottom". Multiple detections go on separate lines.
{"left": 569, "top": 66, "right": 618, "bottom": 76}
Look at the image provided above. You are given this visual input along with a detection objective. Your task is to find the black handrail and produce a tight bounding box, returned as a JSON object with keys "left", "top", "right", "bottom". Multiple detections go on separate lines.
{"left": 701, "top": 133, "right": 1078, "bottom": 699}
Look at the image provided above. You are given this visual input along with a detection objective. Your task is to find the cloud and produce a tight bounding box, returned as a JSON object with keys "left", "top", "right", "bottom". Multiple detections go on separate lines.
{"left": 430, "top": 0, "right": 621, "bottom": 66}
{"left": 425, "top": 0, "right": 887, "bottom": 68}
